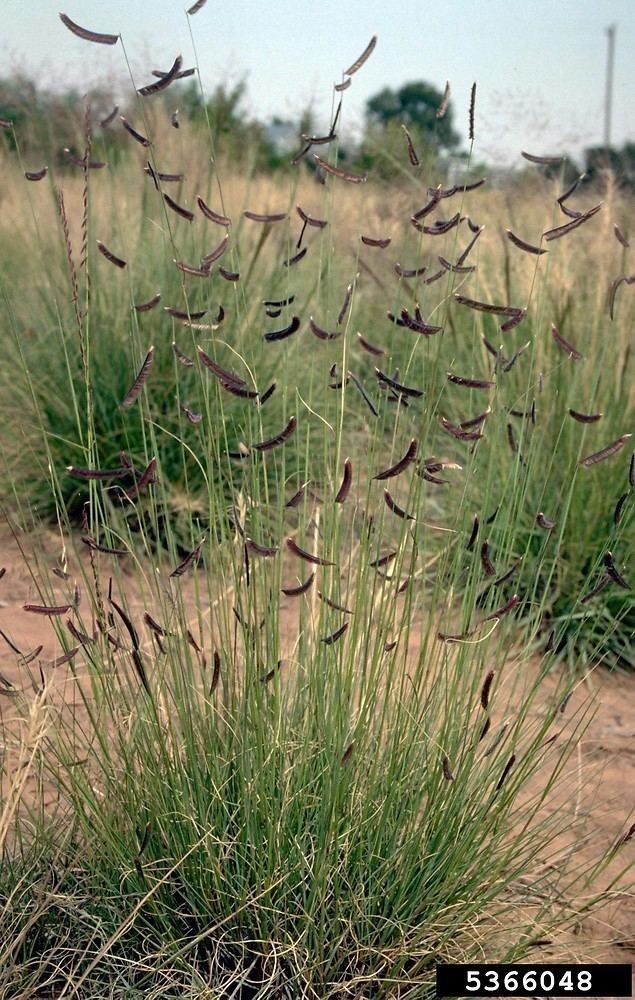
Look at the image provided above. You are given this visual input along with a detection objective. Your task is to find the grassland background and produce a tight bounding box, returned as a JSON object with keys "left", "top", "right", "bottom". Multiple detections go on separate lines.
{"left": 0, "top": 62, "right": 634, "bottom": 999}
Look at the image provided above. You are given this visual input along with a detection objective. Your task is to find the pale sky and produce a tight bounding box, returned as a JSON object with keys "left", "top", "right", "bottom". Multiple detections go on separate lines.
{"left": 4, "top": 0, "right": 635, "bottom": 166}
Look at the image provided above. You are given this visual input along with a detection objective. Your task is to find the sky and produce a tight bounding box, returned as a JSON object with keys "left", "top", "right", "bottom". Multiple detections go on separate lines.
{"left": 4, "top": 0, "right": 635, "bottom": 167}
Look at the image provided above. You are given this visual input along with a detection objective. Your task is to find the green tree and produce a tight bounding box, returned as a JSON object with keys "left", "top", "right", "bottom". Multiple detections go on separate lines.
{"left": 366, "top": 81, "right": 461, "bottom": 153}
{"left": 0, "top": 73, "right": 125, "bottom": 164}
{"left": 178, "top": 78, "right": 248, "bottom": 135}
{"left": 584, "top": 142, "right": 635, "bottom": 190}
{"left": 175, "top": 77, "right": 272, "bottom": 166}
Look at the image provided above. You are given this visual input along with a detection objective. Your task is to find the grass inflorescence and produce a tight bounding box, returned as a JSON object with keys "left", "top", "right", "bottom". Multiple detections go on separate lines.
{"left": 0, "top": 9, "right": 634, "bottom": 997}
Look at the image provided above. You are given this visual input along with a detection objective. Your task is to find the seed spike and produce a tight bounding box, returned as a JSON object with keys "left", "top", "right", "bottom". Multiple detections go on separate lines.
{"left": 340, "top": 742, "right": 355, "bottom": 765}
{"left": 347, "top": 370, "right": 379, "bottom": 416}
{"left": 23, "top": 602, "right": 72, "bottom": 616}
{"left": 543, "top": 203, "right": 602, "bottom": 241}
{"left": 97, "top": 241, "right": 126, "bottom": 268}
{"left": 138, "top": 55, "right": 183, "bottom": 96}
{"left": 614, "top": 224, "right": 630, "bottom": 248}
{"left": 614, "top": 493, "right": 628, "bottom": 526}
{"left": 201, "top": 232, "right": 230, "bottom": 266}
{"left": 402, "top": 125, "right": 419, "bottom": 166}
{"left": 59, "top": 12, "right": 119, "bottom": 44}
{"left": 551, "top": 323, "right": 583, "bottom": 360}
{"left": 322, "top": 622, "right": 349, "bottom": 645}
{"left": 480, "top": 542, "right": 496, "bottom": 577}
{"left": 604, "top": 551, "right": 629, "bottom": 590}
{"left": 120, "top": 116, "right": 151, "bottom": 147}
{"left": 536, "top": 512, "right": 556, "bottom": 530}
{"left": 480, "top": 670, "right": 495, "bottom": 710}
{"left": 313, "top": 154, "right": 367, "bottom": 183}
{"left": 357, "top": 332, "right": 384, "bottom": 356}
{"left": 373, "top": 439, "right": 417, "bottom": 481}
{"left": 264, "top": 316, "right": 301, "bottom": 342}
{"left": 318, "top": 592, "right": 354, "bottom": 615}
{"left": 170, "top": 538, "right": 205, "bottom": 578}
{"left": 375, "top": 369, "right": 423, "bottom": 398}
{"left": 252, "top": 416, "right": 297, "bottom": 451}
{"left": 343, "top": 34, "right": 377, "bottom": 76}
{"left": 286, "top": 537, "right": 334, "bottom": 566}
{"left": 296, "top": 205, "right": 328, "bottom": 229}
{"left": 468, "top": 82, "right": 476, "bottom": 140}
{"left": 243, "top": 210, "right": 288, "bottom": 223}
{"left": 135, "top": 292, "right": 161, "bottom": 313}
{"left": 581, "top": 435, "right": 631, "bottom": 468}
{"left": 284, "top": 247, "right": 308, "bottom": 267}
{"left": 164, "top": 193, "right": 194, "bottom": 221}
{"left": 521, "top": 150, "right": 563, "bottom": 165}
{"left": 25, "top": 166, "right": 48, "bottom": 181}
{"left": 121, "top": 347, "right": 154, "bottom": 408}
{"left": 245, "top": 538, "right": 278, "bottom": 558}
{"left": 335, "top": 458, "right": 352, "bottom": 504}
{"left": 580, "top": 575, "right": 612, "bottom": 604}
{"left": 282, "top": 573, "right": 315, "bottom": 597}
{"left": 447, "top": 372, "right": 494, "bottom": 390}
{"left": 361, "top": 234, "right": 391, "bottom": 248}
{"left": 197, "top": 196, "right": 231, "bottom": 226}
{"left": 100, "top": 105, "right": 119, "bottom": 127}
{"left": 495, "top": 754, "right": 516, "bottom": 792}
{"left": 437, "top": 81, "right": 451, "bottom": 118}
{"left": 482, "top": 595, "right": 520, "bottom": 622}
{"left": 506, "top": 229, "right": 547, "bottom": 255}
{"left": 466, "top": 516, "right": 479, "bottom": 551}
{"left": 383, "top": 489, "right": 415, "bottom": 520}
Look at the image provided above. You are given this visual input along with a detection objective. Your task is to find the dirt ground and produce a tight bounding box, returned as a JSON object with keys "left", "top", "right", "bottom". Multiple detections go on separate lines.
{"left": 1, "top": 527, "right": 635, "bottom": 994}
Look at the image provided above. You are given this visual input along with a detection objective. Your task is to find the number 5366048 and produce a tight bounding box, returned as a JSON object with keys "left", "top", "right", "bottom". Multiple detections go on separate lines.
{"left": 465, "top": 969, "right": 592, "bottom": 993}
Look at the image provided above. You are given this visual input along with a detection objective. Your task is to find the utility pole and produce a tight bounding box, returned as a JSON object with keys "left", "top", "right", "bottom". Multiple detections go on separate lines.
{"left": 604, "top": 23, "right": 616, "bottom": 147}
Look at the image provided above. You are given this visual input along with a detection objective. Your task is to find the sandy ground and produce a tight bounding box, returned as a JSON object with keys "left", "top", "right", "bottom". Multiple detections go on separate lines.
{"left": 1, "top": 527, "right": 635, "bottom": 994}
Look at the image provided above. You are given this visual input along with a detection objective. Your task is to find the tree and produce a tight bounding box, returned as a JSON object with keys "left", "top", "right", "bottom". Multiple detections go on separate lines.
{"left": 366, "top": 81, "right": 460, "bottom": 154}
{"left": 0, "top": 73, "right": 125, "bottom": 162}
{"left": 584, "top": 143, "right": 635, "bottom": 190}
{"left": 178, "top": 78, "right": 249, "bottom": 135}
{"left": 174, "top": 77, "right": 270, "bottom": 166}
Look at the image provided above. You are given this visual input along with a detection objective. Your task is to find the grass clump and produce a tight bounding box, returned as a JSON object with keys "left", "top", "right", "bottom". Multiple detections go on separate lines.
{"left": 0, "top": 529, "right": 625, "bottom": 996}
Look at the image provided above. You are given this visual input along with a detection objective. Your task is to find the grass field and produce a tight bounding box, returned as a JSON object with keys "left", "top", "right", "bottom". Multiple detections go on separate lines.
{"left": 0, "top": 16, "right": 634, "bottom": 997}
